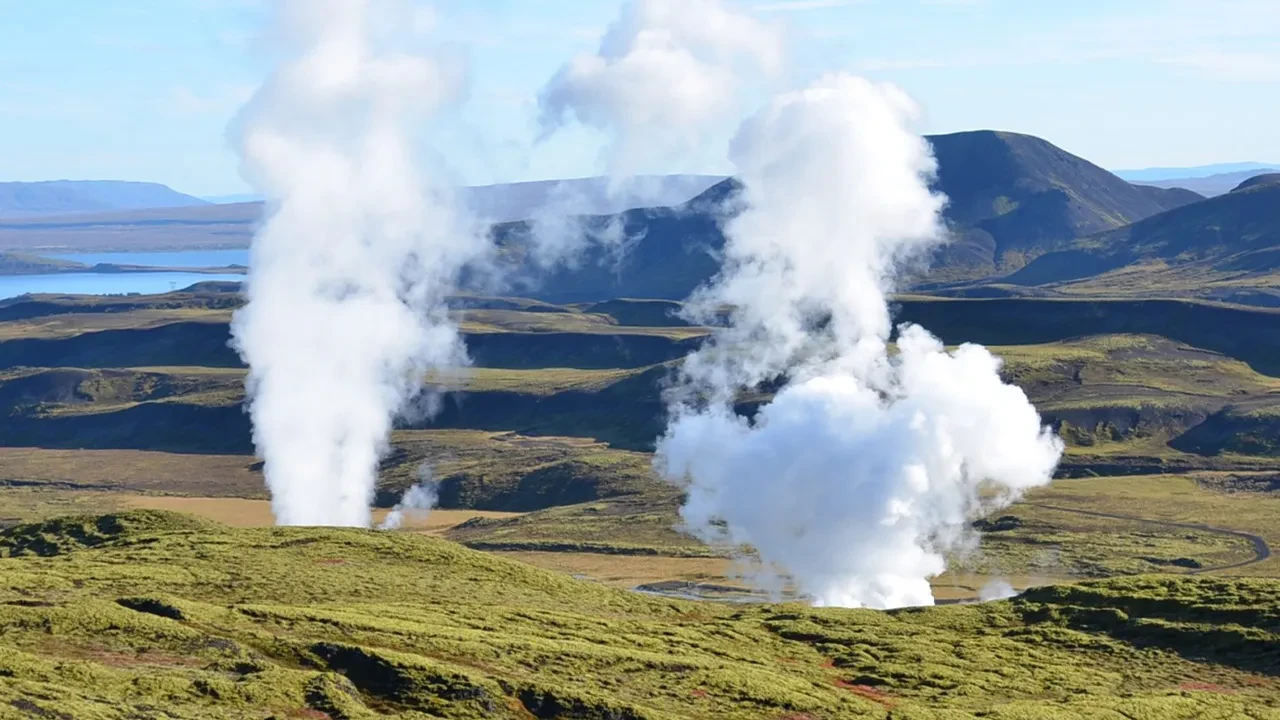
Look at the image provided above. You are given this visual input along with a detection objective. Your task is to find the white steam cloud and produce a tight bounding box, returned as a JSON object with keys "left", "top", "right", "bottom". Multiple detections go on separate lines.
{"left": 538, "top": 0, "right": 782, "bottom": 177}
{"left": 379, "top": 467, "right": 438, "bottom": 531}
{"left": 656, "top": 74, "right": 1063, "bottom": 609}
{"left": 979, "top": 580, "right": 1019, "bottom": 602}
{"left": 531, "top": 0, "right": 780, "bottom": 291}
{"left": 231, "top": 0, "right": 486, "bottom": 527}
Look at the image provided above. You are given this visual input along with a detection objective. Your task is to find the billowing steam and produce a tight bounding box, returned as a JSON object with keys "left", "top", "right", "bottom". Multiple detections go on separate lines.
{"left": 538, "top": 0, "right": 781, "bottom": 177}
{"left": 529, "top": 0, "right": 1061, "bottom": 609}
{"left": 231, "top": 0, "right": 483, "bottom": 527}
{"left": 657, "top": 75, "right": 1062, "bottom": 609}
{"left": 530, "top": 0, "right": 781, "bottom": 292}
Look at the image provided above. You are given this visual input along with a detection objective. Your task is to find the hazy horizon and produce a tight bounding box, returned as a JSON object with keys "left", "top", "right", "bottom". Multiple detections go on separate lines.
{"left": 1, "top": 0, "right": 1277, "bottom": 197}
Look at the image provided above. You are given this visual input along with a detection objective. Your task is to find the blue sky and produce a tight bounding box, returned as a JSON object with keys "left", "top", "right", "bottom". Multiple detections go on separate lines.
{"left": 0, "top": 0, "right": 1277, "bottom": 196}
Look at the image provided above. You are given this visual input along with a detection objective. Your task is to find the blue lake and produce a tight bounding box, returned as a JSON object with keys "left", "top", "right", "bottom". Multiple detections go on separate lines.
{"left": 0, "top": 249, "right": 249, "bottom": 301}
{"left": 0, "top": 272, "right": 244, "bottom": 301}
{"left": 48, "top": 249, "right": 251, "bottom": 268}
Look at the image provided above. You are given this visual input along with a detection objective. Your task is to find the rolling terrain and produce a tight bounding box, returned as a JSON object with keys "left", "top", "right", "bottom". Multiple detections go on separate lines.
{"left": 1, "top": 133, "right": 1278, "bottom": 715}
{"left": 2, "top": 288, "right": 1280, "bottom": 596}
{"left": 996, "top": 175, "right": 1280, "bottom": 306}
{"left": 3, "top": 291, "right": 1279, "bottom": 461}
{"left": 3, "top": 511, "right": 1278, "bottom": 718}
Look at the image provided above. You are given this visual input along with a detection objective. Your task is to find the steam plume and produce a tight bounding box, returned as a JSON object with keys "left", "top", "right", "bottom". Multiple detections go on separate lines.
{"left": 231, "top": 0, "right": 483, "bottom": 527}
{"left": 530, "top": 0, "right": 780, "bottom": 292}
{"left": 979, "top": 580, "right": 1018, "bottom": 602}
{"left": 538, "top": 0, "right": 781, "bottom": 177}
{"left": 379, "top": 467, "right": 438, "bottom": 530}
{"left": 656, "top": 75, "right": 1063, "bottom": 609}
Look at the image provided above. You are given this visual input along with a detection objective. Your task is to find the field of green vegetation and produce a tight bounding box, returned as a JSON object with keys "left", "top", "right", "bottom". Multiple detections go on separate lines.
{"left": 0, "top": 510, "right": 1276, "bottom": 719}
{"left": 2, "top": 288, "right": 1280, "bottom": 714}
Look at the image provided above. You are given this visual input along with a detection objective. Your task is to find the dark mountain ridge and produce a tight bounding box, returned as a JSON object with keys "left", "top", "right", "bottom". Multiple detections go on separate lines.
{"left": 498, "top": 131, "right": 1208, "bottom": 302}
{"left": 925, "top": 130, "right": 1201, "bottom": 279}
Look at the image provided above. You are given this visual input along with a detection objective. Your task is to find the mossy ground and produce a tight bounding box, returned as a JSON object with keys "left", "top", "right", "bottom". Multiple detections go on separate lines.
{"left": 0, "top": 510, "right": 1277, "bottom": 719}
{"left": 3, "top": 293, "right": 1280, "bottom": 715}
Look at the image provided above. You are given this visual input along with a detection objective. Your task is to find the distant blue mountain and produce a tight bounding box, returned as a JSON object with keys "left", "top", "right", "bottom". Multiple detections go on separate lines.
{"left": 1126, "top": 169, "right": 1280, "bottom": 198}
{"left": 1115, "top": 162, "right": 1278, "bottom": 182}
{"left": 0, "top": 181, "right": 208, "bottom": 217}
{"left": 203, "top": 193, "right": 266, "bottom": 205}
{"left": 201, "top": 175, "right": 728, "bottom": 220}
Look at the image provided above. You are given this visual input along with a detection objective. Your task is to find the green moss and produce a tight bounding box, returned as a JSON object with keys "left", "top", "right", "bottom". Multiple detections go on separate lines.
{"left": 0, "top": 511, "right": 1276, "bottom": 718}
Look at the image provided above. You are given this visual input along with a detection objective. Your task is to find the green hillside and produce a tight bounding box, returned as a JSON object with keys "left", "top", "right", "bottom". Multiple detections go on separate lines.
{"left": 924, "top": 130, "right": 1202, "bottom": 280}
{"left": 1000, "top": 180, "right": 1280, "bottom": 305}
{"left": 0, "top": 510, "right": 1276, "bottom": 719}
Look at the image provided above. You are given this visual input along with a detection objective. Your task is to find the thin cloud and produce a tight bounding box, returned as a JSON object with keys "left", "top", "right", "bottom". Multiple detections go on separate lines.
{"left": 168, "top": 84, "right": 255, "bottom": 116}
{"left": 1158, "top": 50, "right": 1280, "bottom": 83}
{"left": 754, "top": 0, "right": 861, "bottom": 11}
{"left": 851, "top": 0, "right": 1280, "bottom": 79}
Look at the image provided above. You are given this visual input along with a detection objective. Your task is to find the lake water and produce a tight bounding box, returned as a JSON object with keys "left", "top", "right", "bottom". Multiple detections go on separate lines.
{"left": 48, "top": 249, "right": 251, "bottom": 268}
{"left": 0, "top": 249, "right": 250, "bottom": 301}
{"left": 0, "top": 272, "right": 244, "bottom": 301}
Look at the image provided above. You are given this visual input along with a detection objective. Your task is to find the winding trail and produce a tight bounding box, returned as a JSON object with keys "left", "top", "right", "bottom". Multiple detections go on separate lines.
{"left": 1026, "top": 503, "right": 1272, "bottom": 573}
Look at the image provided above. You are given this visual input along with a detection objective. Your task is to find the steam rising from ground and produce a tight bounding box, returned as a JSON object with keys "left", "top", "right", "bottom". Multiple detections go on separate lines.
{"left": 232, "top": 0, "right": 482, "bottom": 527}
{"left": 379, "top": 468, "right": 438, "bottom": 530}
{"left": 655, "top": 75, "right": 1063, "bottom": 609}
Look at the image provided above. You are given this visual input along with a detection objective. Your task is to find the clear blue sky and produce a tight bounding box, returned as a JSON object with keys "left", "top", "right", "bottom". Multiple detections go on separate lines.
{"left": 0, "top": 0, "right": 1276, "bottom": 196}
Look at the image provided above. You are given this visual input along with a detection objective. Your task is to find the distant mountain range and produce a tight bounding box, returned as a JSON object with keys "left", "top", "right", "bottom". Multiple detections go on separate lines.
{"left": 1114, "top": 162, "right": 1278, "bottom": 182}
{"left": 4, "top": 136, "right": 1277, "bottom": 307}
{"left": 202, "top": 194, "right": 264, "bottom": 205}
{"left": 464, "top": 175, "right": 725, "bottom": 223}
{"left": 201, "top": 176, "right": 726, "bottom": 219}
{"left": 1130, "top": 170, "right": 1280, "bottom": 198}
{"left": 0, "top": 175, "right": 726, "bottom": 253}
{"left": 0, "top": 181, "right": 208, "bottom": 217}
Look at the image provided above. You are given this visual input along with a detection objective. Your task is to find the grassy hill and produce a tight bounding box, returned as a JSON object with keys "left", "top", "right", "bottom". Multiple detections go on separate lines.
{"left": 0, "top": 252, "right": 87, "bottom": 275}
{"left": 1001, "top": 179, "right": 1280, "bottom": 305}
{"left": 924, "top": 130, "right": 1202, "bottom": 279}
{"left": 0, "top": 510, "right": 1276, "bottom": 718}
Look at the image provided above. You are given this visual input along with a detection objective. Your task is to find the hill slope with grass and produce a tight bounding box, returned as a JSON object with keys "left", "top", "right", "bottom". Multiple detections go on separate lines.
{"left": 0, "top": 510, "right": 1277, "bottom": 719}
{"left": 1002, "top": 178, "right": 1280, "bottom": 305}
{"left": 924, "top": 130, "right": 1202, "bottom": 278}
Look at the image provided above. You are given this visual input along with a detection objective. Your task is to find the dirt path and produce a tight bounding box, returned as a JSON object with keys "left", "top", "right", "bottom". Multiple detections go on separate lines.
{"left": 1027, "top": 503, "right": 1272, "bottom": 573}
